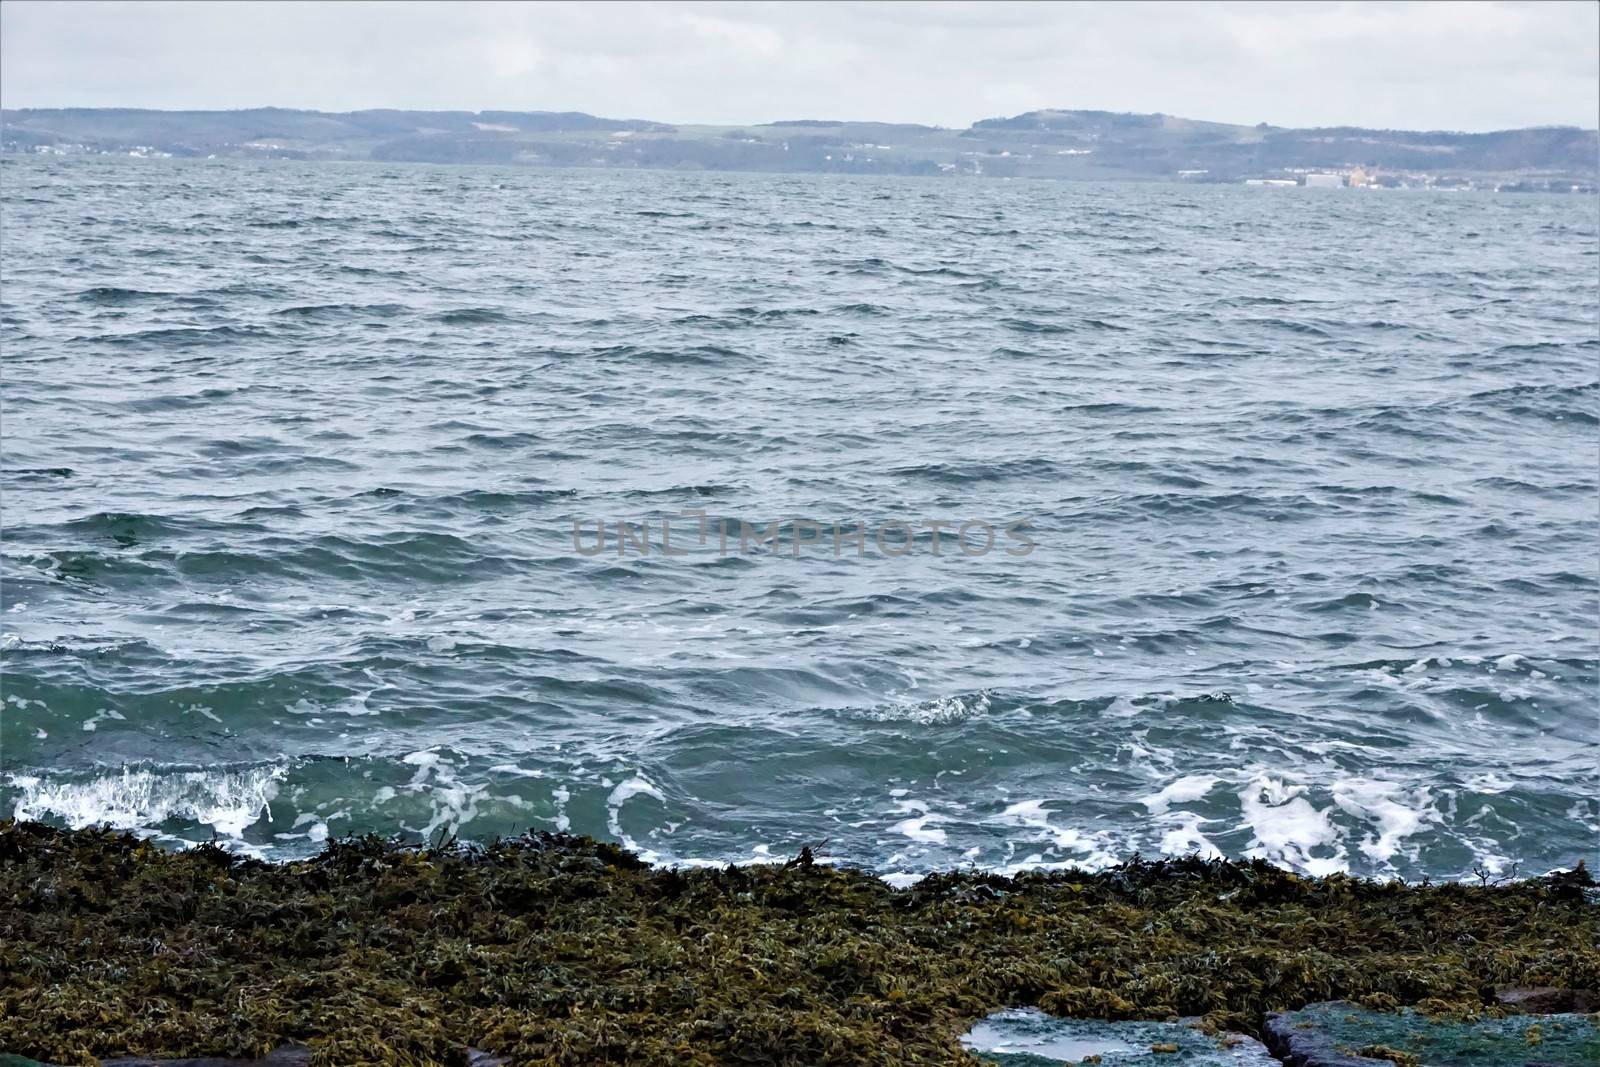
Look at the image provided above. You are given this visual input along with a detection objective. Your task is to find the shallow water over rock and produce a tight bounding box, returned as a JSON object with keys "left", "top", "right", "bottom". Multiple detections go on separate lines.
{"left": 1264, "top": 1000, "right": 1600, "bottom": 1066}
{"left": 962, "top": 1008, "right": 1277, "bottom": 1065}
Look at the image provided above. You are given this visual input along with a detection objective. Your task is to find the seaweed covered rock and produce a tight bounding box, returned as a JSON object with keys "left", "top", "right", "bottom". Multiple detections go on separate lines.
{"left": 2, "top": 822, "right": 1597, "bottom": 1066}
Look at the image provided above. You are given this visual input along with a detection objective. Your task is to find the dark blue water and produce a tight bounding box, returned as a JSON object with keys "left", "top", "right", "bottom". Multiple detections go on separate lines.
{"left": 2, "top": 158, "right": 1596, "bottom": 881}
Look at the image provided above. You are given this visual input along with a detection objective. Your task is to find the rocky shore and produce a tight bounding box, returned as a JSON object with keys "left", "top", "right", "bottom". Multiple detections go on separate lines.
{"left": 1, "top": 821, "right": 1595, "bottom": 1065}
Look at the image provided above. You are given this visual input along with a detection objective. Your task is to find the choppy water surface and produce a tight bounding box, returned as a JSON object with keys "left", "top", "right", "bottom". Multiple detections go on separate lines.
{"left": 2, "top": 158, "right": 1596, "bottom": 880}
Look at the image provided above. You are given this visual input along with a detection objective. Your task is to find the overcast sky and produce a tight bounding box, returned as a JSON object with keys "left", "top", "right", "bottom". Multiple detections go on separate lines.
{"left": 3, "top": 1, "right": 1596, "bottom": 131}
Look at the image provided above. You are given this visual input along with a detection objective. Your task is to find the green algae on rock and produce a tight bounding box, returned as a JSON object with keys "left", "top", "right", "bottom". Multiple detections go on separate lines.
{"left": 1262, "top": 1000, "right": 1600, "bottom": 1066}
{"left": 1, "top": 821, "right": 1596, "bottom": 1066}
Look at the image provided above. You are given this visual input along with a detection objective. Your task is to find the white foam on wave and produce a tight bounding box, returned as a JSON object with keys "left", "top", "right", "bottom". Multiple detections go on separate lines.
{"left": 1456, "top": 812, "right": 1515, "bottom": 877}
{"left": 551, "top": 784, "right": 572, "bottom": 832}
{"left": 1140, "top": 771, "right": 1437, "bottom": 870}
{"left": 889, "top": 799, "right": 948, "bottom": 845}
{"left": 403, "top": 749, "right": 441, "bottom": 772}
{"left": 1102, "top": 694, "right": 1143, "bottom": 719}
{"left": 850, "top": 692, "right": 991, "bottom": 725}
{"left": 880, "top": 871, "right": 926, "bottom": 888}
{"left": 1331, "top": 778, "right": 1435, "bottom": 865}
{"left": 1565, "top": 797, "right": 1600, "bottom": 838}
{"left": 398, "top": 748, "right": 488, "bottom": 840}
{"left": 606, "top": 774, "right": 666, "bottom": 859}
{"left": 80, "top": 707, "right": 126, "bottom": 732}
{"left": 995, "top": 799, "right": 1119, "bottom": 867}
{"left": 1137, "top": 773, "right": 1231, "bottom": 860}
{"left": 1141, "top": 774, "right": 1221, "bottom": 815}
{"left": 9, "top": 764, "right": 288, "bottom": 838}
{"left": 1153, "top": 811, "right": 1223, "bottom": 858}
{"left": 1236, "top": 775, "right": 1347, "bottom": 876}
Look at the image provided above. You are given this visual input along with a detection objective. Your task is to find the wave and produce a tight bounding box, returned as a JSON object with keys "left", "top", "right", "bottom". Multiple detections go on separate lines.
{"left": 75, "top": 286, "right": 173, "bottom": 304}
{"left": 71, "top": 325, "right": 274, "bottom": 347}
{"left": 9, "top": 763, "right": 289, "bottom": 838}
{"left": 1, "top": 743, "right": 1562, "bottom": 885}
{"left": 589, "top": 343, "right": 753, "bottom": 366}
{"left": 272, "top": 302, "right": 409, "bottom": 320}
{"left": 434, "top": 307, "right": 512, "bottom": 325}
{"left": 999, "top": 317, "right": 1074, "bottom": 334}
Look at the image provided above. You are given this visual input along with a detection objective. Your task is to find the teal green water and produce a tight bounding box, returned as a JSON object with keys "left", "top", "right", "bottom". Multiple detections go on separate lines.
{"left": 1271, "top": 1002, "right": 1600, "bottom": 1066}
{"left": 964, "top": 1009, "right": 1276, "bottom": 1064}
{"left": 2, "top": 158, "right": 1596, "bottom": 880}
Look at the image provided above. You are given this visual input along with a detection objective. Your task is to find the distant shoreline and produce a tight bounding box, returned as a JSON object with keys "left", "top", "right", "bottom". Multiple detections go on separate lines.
{"left": 5, "top": 106, "right": 1596, "bottom": 191}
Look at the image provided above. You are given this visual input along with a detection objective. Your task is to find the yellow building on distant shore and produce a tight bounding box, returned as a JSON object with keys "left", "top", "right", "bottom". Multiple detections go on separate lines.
{"left": 1349, "top": 166, "right": 1371, "bottom": 188}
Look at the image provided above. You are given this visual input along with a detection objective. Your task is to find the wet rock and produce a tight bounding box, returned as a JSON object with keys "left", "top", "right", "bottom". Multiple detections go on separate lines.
{"left": 1545, "top": 860, "right": 1593, "bottom": 901}
{"left": 100, "top": 1051, "right": 310, "bottom": 1067}
{"left": 1262, "top": 1010, "right": 1400, "bottom": 1067}
{"left": 1264, "top": 1000, "right": 1600, "bottom": 1067}
{"left": 1495, "top": 987, "right": 1600, "bottom": 1014}
{"left": 962, "top": 1008, "right": 1277, "bottom": 1065}
{"left": 0, "top": 1055, "right": 312, "bottom": 1067}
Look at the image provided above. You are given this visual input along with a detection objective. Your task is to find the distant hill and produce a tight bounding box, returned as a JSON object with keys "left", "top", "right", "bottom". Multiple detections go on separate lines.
{"left": 964, "top": 109, "right": 1598, "bottom": 181}
{"left": 4, "top": 106, "right": 1595, "bottom": 189}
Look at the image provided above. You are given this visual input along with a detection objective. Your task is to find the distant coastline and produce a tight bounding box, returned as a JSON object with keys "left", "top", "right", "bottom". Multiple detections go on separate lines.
{"left": 4, "top": 105, "right": 1596, "bottom": 191}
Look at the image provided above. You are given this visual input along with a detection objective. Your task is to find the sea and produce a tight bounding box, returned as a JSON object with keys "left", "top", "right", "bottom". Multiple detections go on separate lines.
{"left": 2, "top": 157, "right": 1595, "bottom": 883}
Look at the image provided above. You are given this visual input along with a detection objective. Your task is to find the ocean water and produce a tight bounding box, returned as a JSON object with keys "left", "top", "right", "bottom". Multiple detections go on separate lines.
{"left": 1, "top": 158, "right": 1595, "bottom": 882}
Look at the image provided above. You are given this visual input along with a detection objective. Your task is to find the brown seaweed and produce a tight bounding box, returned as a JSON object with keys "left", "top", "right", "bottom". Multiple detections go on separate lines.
{"left": 2, "top": 821, "right": 1595, "bottom": 1066}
